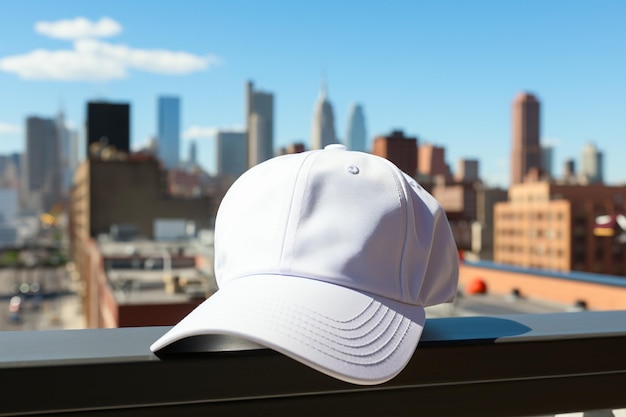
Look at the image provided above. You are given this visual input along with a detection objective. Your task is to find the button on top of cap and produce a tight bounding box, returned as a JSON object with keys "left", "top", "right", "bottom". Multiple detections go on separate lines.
{"left": 324, "top": 144, "right": 347, "bottom": 151}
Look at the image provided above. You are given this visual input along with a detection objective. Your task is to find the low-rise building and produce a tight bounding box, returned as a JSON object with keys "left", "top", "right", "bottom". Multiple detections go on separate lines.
{"left": 494, "top": 181, "right": 626, "bottom": 275}
{"left": 81, "top": 237, "right": 216, "bottom": 328}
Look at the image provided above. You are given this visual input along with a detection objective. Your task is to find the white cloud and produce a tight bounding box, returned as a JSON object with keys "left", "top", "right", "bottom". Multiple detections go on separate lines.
{"left": 183, "top": 125, "right": 245, "bottom": 139}
{"left": 183, "top": 126, "right": 220, "bottom": 139}
{"left": 0, "top": 39, "right": 221, "bottom": 81}
{"left": 75, "top": 39, "right": 220, "bottom": 75}
{"left": 35, "top": 17, "right": 122, "bottom": 40}
{"left": 0, "top": 47, "right": 126, "bottom": 81}
{"left": 0, "top": 123, "right": 20, "bottom": 134}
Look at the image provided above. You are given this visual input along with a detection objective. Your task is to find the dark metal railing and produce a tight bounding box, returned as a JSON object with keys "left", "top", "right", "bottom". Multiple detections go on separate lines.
{"left": 1, "top": 310, "right": 626, "bottom": 417}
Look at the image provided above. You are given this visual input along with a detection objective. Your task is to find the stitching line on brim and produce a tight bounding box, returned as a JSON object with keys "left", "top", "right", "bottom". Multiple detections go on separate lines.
{"left": 228, "top": 296, "right": 413, "bottom": 366}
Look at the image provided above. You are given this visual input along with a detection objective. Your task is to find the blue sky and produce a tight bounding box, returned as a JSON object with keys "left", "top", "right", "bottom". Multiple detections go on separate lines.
{"left": 0, "top": 0, "right": 624, "bottom": 186}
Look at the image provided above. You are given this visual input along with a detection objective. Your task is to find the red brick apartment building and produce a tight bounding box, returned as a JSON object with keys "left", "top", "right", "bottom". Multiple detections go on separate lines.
{"left": 419, "top": 143, "right": 451, "bottom": 180}
{"left": 494, "top": 181, "right": 626, "bottom": 275}
{"left": 371, "top": 130, "right": 417, "bottom": 176}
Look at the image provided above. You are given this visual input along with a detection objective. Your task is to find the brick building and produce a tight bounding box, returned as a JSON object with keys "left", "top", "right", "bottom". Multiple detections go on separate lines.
{"left": 494, "top": 181, "right": 626, "bottom": 275}
{"left": 371, "top": 130, "right": 417, "bottom": 176}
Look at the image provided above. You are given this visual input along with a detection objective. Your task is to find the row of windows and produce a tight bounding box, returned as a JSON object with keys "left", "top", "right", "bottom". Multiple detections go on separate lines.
{"left": 496, "top": 244, "right": 624, "bottom": 263}
{"left": 498, "top": 212, "right": 565, "bottom": 221}
{"left": 496, "top": 228, "right": 564, "bottom": 239}
{"left": 511, "top": 194, "right": 550, "bottom": 203}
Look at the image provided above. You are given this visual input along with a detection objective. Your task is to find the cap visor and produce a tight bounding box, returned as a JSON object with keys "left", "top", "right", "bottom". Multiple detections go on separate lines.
{"left": 150, "top": 275, "right": 425, "bottom": 385}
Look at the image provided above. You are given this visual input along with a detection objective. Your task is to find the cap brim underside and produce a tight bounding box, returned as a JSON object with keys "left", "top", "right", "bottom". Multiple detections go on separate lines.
{"left": 150, "top": 275, "right": 425, "bottom": 385}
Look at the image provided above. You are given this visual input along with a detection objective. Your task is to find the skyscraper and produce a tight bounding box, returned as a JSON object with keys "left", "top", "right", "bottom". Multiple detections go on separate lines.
{"left": 580, "top": 142, "right": 604, "bottom": 184}
{"left": 189, "top": 140, "right": 197, "bottom": 168}
{"left": 455, "top": 159, "right": 479, "bottom": 183}
{"left": 345, "top": 103, "right": 367, "bottom": 152}
{"left": 246, "top": 81, "right": 274, "bottom": 168}
{"left": 56, "top": 109, "right": 78, "bottom": 199}
{"left": 86, "top": 101, "right": 130, "bottom": 155}
{"left": 311, "top": 84, "right": 337, "bottom": 150}
{"left": 24, "top": 116, "right": 61, "bottom": 212}
{"left": 510, "top": 92, "right": 541, "bottom": 185}
{"left": 540, "top": 145, "right": 554, "bottom": 180}
{"left": 217, "top": 130, "right": 247, "bottom": 178}
{"left": 157, "top": 96, "right": 181, "bottom": 170}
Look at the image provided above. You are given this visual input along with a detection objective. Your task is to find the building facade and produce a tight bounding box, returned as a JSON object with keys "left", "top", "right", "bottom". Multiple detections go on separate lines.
{"left": 455, "top": 159, "right": 479, "bottom": 183}
{"left": 86, "top": 101, "right": 130, "bottom": 154}
{"left": 217, "top": 130, "right": 247, "bottom": 178}
{"left": 345, "top": 103, "right": 367, "bottom": 152}
{"left": 246, "top": 81, "right": 274, "bottom": 168}
{"left": 471, "top": 186, "right": 508, "bottom": 260}
{"left": 24, "top": 116, "right": 61, "bottom": 212}
{"left": 494, "top": 181, "right": 626, "bottom": 275}
{"left": 371, "top": 130, "right": 417, "bottom": 176}
{"left": 510, "top": 92, "right": 541, "bottom": 185}
{"left": 56, "top": 110, "right": 78, "bottom": 202}
{"left": 70, "top": 155, "right": 217, "bottom": 243}
{"left": 0, "top": 188, "right": 19, "bottom": 247}
{"left": 580, "top": 142, "right": 604, "bottom": 184}
{"left": 0, "top": 154, "right": 20, "bottom": 189}
{"left": 157, "top": 96, "right": 181, "bottom": 170}
{"left": 540, "top": 145, "right": 553, "bottom": 180}
{"left": 418, "top": 144, "right": 449, "bottom": 179}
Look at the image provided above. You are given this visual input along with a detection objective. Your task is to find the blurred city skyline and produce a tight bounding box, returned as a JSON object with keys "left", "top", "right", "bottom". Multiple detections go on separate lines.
{"left": 0, "top": 0, "right": 625, "bottom": 187}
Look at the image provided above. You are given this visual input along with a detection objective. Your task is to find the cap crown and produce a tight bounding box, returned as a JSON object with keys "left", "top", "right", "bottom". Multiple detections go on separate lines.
{"left": 214, "top": 146, "right": 458, "bottom": 307}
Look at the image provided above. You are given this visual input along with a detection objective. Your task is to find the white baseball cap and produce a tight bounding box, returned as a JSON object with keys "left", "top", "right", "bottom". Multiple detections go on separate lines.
{"left": 150, "top": 144, "right": 459, "bottom": 385}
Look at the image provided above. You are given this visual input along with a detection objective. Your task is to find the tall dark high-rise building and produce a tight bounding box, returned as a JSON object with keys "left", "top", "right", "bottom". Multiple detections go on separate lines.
{"left": 540, "top": 145, "right": 554, "bottom": 180}
{"left": 86, "top": 101, "right": 130, "bottom": 155}
{"left": 217, "top": 130, "right": 247, "bottom": 177}
{"left": 24, "top": 116, "right": 61, "bottom": 212}
{"left": 510, "top": 92, "right": 541, "bottom": 185}
{"left": 157, "top": 96, "right": 180, "bottom": 169}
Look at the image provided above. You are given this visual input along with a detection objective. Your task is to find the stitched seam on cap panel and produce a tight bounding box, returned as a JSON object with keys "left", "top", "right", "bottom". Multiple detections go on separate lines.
{"left": 381, "top": 159, "right": 406, "bottom": 302}
{"left": 277, "top": 151, "right": 318, "bottom": 274}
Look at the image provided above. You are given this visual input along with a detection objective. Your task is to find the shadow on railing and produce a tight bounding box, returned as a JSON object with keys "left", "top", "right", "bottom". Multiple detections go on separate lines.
{"left": 1, "top": 310, "right": 625, "bottom": 417}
